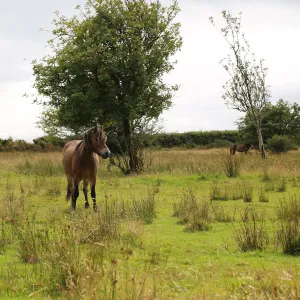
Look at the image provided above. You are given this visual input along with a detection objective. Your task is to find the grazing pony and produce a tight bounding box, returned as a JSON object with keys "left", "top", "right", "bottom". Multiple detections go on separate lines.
{"left": 62, "top": 126, "right": 111, "bottom": 211}
{"left": 230, "top": 143, "right": 253, "bottom": 155}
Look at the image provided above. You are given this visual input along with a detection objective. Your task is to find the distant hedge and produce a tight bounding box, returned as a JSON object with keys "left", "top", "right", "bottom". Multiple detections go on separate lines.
{"left": 0, "top": 137, "right": 62, "bottom": 152}
{"left": 0, "top": 130, "right": 240, "bottom": 152}
{"left": 151, "top": 130, "right": 240, "bottom": 148}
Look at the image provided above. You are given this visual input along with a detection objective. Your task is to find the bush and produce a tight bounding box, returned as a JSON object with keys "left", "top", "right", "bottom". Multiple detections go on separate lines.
{"left": 267, "top": 135, "right": 296, "bottom": 153}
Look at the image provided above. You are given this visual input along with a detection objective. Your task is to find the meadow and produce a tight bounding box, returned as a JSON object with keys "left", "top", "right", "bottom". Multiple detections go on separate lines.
{"left": 1, "top": 148, "right": 300, "bottom": 299}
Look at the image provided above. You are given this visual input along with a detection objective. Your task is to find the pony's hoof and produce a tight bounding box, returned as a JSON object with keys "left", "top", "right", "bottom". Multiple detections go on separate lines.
{"left": 93, "top": 204, "right": 98, "bottom": 212}
{"left": 85, "top": 202, "right": 90, "bottom": 209}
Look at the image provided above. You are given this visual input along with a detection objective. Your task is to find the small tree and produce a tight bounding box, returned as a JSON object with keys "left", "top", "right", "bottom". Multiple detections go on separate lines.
{"left": 32, "top": 0, "right": 182, "bottom": 173}
{"left": 210, "top": 11, "right": 271, "bottom": 158}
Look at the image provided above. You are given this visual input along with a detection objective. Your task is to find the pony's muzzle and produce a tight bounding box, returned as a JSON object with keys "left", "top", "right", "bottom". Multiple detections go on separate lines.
{"left": 100, "top": 151, "right": 111, "bottom": 159}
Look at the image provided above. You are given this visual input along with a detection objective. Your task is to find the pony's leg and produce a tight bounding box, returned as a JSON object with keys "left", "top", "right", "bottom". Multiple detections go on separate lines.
{"left": 66, "top": 175, "right": 73, "bottom": 201}
{"left": 72, "top": 177, "right": 80, "bottom": 210}
{"left": 83, "top": 179, "right": 89, "bottom": 209}
{"left": 90, "top": 176, "right": 98, "bottom": 212}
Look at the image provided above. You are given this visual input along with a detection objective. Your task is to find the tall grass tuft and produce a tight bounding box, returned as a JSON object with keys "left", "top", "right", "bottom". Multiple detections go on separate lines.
{"left": 33, "top": 226, "right": 86, "bottom": 294}
{"left": 241, "top": 181, "right": 253, "bottom": 202}
{"left": 276, "top": 176, "right": 287, "bottom": 192}
{"left": 80, "top": 200, "right": 121, "bottom": 244}
{"left": 130, "top": 189, "right": 157, "bottom": 224}
{"left": 262, "top": 163, "right": 271, "bottom": 182}
{"left": 173, "top": 188, "right": 212, "bottom": 231}
{"left": 1, "top": 192, "right": 26, "bottom": 224}
{"left": 264, "top": 181, "right": 275, "bottom": 192}
{"left": 210, "top": 182, "right": 229, "bottom": 201}
{"left": 212, "top": 203, "right": 235, "bottom": 222}
{"left": 210, "top": 181, "right": 243, "bottom": 201}
{"left": 276, "top": 194, "right": 300, "bottom": 255}
{"left": 223, "top": 154, "right": 240, "bottom": 178}
{"left": 233, "top": 206, "right": 269, "bottom": 251}
{"left": 258, "top": 187, "right": 269, "bottom": 203}
{"left": 14, "top": 218, "right": 47, "bottom": 263}
{"left": 0, "top": 219, "right": 12, "bottom": 254}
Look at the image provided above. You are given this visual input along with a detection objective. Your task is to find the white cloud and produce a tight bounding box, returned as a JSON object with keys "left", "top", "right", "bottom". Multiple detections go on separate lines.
{"left": 0, "top": 81, "right": 43, "bottom": 141}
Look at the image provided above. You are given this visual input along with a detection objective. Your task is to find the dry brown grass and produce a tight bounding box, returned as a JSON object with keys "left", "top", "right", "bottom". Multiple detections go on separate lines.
{"left": 150, "top": 148, "right": 300, "bottom": 176}
{"left": 2, "top": 149, "right": 300, "bottom": 177}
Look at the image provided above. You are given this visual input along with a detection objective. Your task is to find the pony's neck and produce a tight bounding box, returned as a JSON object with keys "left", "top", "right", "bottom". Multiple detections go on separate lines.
{"left": 79, "top": 141, "right": 94, "bottom": 157}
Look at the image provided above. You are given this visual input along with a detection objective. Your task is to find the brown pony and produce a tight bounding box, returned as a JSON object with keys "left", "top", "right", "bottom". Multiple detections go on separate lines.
{"left": 230, "top": 143, "right": 253, "bottom": 155}
{"left": 62, "top": 126, "right": 111, "bottom": 211}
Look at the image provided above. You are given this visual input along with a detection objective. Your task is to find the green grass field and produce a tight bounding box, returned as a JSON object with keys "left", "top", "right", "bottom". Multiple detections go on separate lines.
{"left": 1, "top": 149, "right": 300, "bottom": 299}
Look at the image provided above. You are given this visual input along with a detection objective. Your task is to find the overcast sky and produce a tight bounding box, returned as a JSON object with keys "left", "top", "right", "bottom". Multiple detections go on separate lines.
{"left": 1, "top": 0, "right": 300, "bottom": 141}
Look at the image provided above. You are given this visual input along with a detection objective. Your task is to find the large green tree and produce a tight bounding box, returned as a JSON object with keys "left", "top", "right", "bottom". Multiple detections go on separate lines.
{"left": 238, "top": 99, "right": 300, "bottom": 143}
{"left": 32, "top": 0, "right": 182, "bottom": 172}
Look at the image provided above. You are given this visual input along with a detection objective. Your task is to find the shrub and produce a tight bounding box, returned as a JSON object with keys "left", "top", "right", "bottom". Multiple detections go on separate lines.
{"left": 267, "top": 135, "right": 295, "bottom": 153}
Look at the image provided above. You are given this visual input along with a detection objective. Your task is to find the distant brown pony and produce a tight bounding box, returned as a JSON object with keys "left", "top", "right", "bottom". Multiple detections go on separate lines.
{"left": 62, "top": 126, "right": 111, "bottom": 211}
{"left": 230, "top": 143, "right": 253, "bottom": 155}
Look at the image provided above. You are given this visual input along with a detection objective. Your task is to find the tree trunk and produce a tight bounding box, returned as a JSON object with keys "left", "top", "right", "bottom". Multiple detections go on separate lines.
{"left": 256, "top": 126, "right": 266, "bottom": 159}
{"left": 123, "top": 118, "right": 137, "bottom": 172}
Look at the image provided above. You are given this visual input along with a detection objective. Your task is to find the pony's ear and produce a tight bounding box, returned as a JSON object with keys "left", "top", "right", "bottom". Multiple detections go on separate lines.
{"left": 94, "top": 125, "right": 98, "bottom": 133}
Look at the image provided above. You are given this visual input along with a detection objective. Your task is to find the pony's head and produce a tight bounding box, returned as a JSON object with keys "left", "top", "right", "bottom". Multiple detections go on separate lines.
{"left": 84, "top": 126, "right": 111, "bottom": 159}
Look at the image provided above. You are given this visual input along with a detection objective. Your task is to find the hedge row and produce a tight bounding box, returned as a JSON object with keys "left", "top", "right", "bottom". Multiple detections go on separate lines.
{"left": 0, "top": 130, "right": 240, "bottom": 152}
{"left": 151, "top": 130, "right": 240, "bottom": 148}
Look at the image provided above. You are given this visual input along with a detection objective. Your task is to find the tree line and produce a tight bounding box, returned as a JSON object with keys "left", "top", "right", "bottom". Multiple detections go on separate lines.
{"left": 2, "top": 98, "right": 300, "bottom": 153}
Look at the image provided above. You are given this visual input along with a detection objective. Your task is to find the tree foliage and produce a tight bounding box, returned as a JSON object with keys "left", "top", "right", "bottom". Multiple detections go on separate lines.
{"left": 32, "top": 0, "right": 182, "bottom": 172}
{"left": 238, "top": 99, "right": 300, "bottom": 143}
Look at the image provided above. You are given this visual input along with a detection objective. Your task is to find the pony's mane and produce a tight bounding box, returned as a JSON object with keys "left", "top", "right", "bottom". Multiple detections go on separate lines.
{"left": 75, "top": 140, "right": 83, "bottom": 151}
